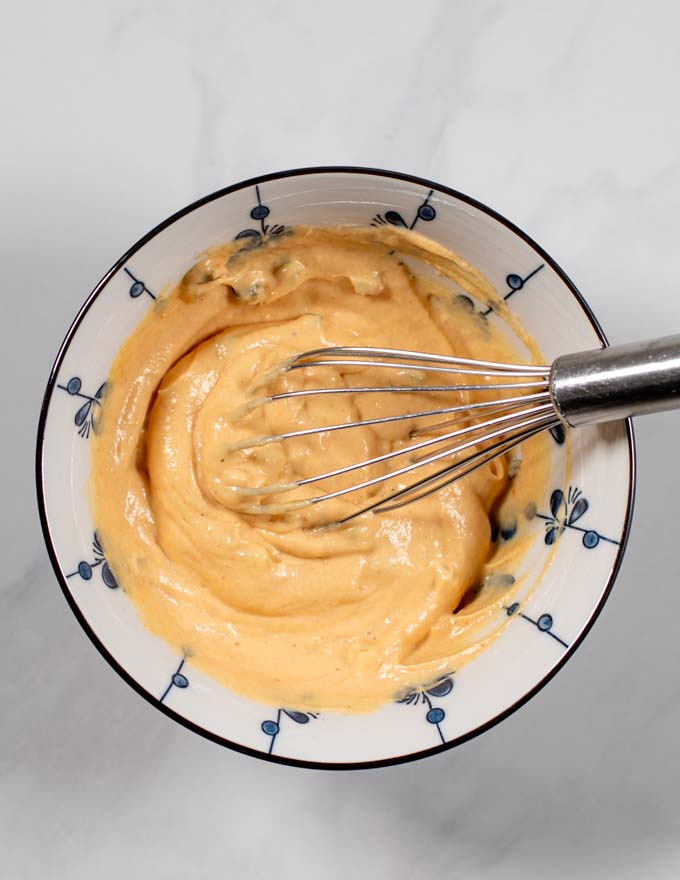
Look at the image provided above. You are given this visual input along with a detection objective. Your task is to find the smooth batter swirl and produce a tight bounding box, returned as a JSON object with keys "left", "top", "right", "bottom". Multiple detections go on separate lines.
{"left": 91, "top": 227, "right": 549, "bottom": 712}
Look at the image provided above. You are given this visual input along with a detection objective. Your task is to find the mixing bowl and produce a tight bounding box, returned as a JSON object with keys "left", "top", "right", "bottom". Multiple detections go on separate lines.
{"left": 36, "top": 167, "right": 634, "bottom": 769}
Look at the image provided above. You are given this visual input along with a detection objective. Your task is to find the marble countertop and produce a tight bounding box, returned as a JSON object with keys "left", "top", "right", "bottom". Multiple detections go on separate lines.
{"left": 3, "top": 1, "right": 680, "bottom": 877}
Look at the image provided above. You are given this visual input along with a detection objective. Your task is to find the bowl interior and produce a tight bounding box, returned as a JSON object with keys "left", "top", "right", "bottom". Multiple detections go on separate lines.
{"left": 38, "top": 169, "right": 633, "bottom": 768}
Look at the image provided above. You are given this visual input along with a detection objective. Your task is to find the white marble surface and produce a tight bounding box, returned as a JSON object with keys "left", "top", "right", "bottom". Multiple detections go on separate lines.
{"left": 3, "top": 0, "right": 680, "bottom": 876}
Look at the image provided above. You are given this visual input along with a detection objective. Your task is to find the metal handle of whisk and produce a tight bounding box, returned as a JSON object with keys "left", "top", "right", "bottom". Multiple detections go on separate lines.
{"left": 551, "top": 333, "right": 680, "bottom": 427}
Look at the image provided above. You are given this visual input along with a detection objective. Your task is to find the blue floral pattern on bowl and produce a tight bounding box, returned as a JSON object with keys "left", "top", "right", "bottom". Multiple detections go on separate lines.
{"left": 371, "top": 188, "right": 436, "bottom": 230}
{"left": 66, "top": 532, "right": 118, "bottom": 589}
{"left": 261, "top": 709, "right": 319, "bottom": 755}
{"left": 57, "top": 377, "right": 106, "bottom": 439}
{"left": 159, "top": 657, "right": 190, "bottom": 704}
{"left": 123, "top": 266, "right": 156, "bottom": 300}
{"left": 530, "top": 486, "right": 620, "bottom": 549}
{"left": 505, "top": 602, "right": 569, "bottom": 648}
{"left": 234, "top": 184, "right": 286, "bottom": 242}
{"left": 398, "top": 675, "right": 454, "bottom": 745}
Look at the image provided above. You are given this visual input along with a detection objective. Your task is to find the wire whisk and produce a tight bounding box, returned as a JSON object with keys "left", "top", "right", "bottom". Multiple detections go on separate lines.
{"left": 225, "top": 336, "right": 680, "bottom": 527}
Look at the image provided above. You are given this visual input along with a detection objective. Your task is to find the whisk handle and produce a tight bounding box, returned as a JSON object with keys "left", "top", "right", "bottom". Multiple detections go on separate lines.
{"left": 550, "top": 333, "right": 680, "bottom": 427}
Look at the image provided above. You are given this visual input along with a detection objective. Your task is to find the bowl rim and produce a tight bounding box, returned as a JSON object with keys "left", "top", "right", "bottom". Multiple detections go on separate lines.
{"left": 35, "top": 165, "right": 636, "bottom": 771}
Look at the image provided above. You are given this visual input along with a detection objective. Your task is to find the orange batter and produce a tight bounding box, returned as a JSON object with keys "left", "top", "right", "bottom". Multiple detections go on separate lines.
{"left": 90, "top": 226, "right": 549, "bottom": 712}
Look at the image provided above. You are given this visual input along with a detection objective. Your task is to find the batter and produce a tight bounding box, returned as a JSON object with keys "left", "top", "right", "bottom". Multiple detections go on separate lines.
{"left": 90, "top": 226, "right": 549, "bottom": 712}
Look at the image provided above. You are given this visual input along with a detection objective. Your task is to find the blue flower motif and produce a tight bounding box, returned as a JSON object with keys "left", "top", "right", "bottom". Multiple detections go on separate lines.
{"left": 453, "top": 265, "right": 547, "bottom": 337}
{"left": 123, "top": 267, "right": 156, "bottom": 300}
{"left": 66, "top": 532, "right": 118, "bottom": 588}
{"left": 505, "top": 602, "right": 568, "bottom": 648}
{"left": 234, "top": 185, "right": 286, "bottom": 242}
{"left": 261, "top": 707, "right": 319, "bottom": 755}
{"left": 57, "top": 378, "right": 106, "bottom": 438}
{"left": 545, "top": 487, "right": 588, "bottom": 544}
{"left": 397, "top": 675, "right": 454, "bottom": 745}
{"left": 372, "top": 189, "right": 436, "bottom": 230}
{"left": 480, "top": 264, "right": 544, "bottom": 317}
{"left": 531, "top": 486, "right": 619, "bottom": 549}
{"left": 160, "top": 658, "right": 190, "bottom": 703}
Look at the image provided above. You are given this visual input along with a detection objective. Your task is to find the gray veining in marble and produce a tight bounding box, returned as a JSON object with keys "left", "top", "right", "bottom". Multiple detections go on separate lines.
{"left": 2, "top": 1, "right": 680, "bottom": 877}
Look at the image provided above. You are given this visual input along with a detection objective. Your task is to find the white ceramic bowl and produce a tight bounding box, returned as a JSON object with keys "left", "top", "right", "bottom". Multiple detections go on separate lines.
{"left": 36, "top": 167, "right": 634, "bottom": 769}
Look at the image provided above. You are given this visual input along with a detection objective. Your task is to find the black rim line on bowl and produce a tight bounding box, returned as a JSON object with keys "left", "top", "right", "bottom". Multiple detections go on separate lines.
{"left": 35, "top": 166, "right": 636, "bottom": 772}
